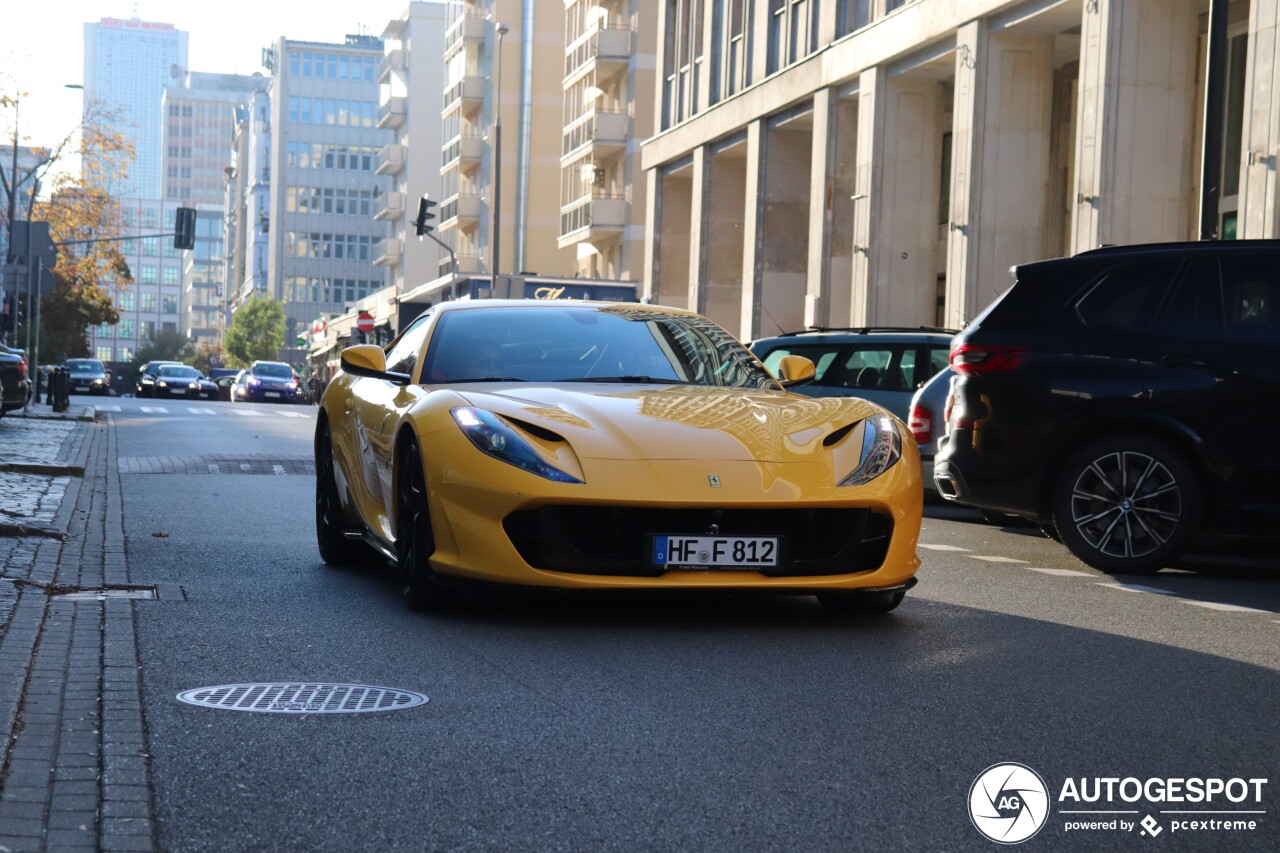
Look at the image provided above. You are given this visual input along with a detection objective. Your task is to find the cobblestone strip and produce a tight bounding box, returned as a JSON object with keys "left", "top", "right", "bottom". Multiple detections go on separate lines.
{"left": 0, "top": 415, "right": 158, "bottom": 852}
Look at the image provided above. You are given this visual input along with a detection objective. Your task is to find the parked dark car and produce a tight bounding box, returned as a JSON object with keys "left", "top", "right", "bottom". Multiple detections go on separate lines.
{"left": 0, "top": 344, "right": 32, "bottom": 416}
{"left": 151, "top": 364, "right": 204, "bottom": 399}
{"left": 907, "top": 366, "right": 955, "bottom": 499}
{"left": 934, "top": 240, "right": 1280, "bottom": 574}
{"left": 196, "top": 373, "right": 218, "bottom": 400}
{"left": 213, "top": 374, "right": 238, "bottom": 402}
{"left": 235, "top": 360, "right": 301, "bottom": 403}
{"left": 64, "top": 358, "right": 111, "bottom": 395}
{"left": 135, "top": 360, "right": 185, "bottom": 398}
{"left": 750, "top": 327, "right": 955, "bottom": 421}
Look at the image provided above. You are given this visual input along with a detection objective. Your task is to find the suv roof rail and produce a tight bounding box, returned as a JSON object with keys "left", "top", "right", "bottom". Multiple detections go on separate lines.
{"left": 772, "top": 325, "right": 959, "bottom": 337}
{"left": 1077, "top": 238, "right": 1280, "bottom": 257}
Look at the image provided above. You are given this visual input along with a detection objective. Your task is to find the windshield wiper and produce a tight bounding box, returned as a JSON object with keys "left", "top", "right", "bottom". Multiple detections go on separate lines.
{"left": 557, "top": 376, "right": 695, "bottom": 385}
{"left": 437, "top": 376, "right": 530, "bottom": 384}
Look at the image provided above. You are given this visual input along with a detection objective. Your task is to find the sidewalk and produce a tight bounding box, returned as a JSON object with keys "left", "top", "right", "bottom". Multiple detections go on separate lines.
{"left": 0, "top": 405, "right": 157, "bottom": 851}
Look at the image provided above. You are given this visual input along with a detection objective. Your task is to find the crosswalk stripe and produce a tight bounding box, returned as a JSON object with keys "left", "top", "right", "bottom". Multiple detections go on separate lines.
{"left": 917, "top": 544, "right": 971, "bottom": 552}
{"left": 96, "top": 405, "right": 121, "bottom": 412}
{"left": 1096, "top": 582, "right": 1177, "bottom": 596}
{"left": 187, "top": 407, "right": 216, "bottom": 414}
{"left": 1025, "top": 567, "right": 1094, "bottom": 577}
{"left": 140, "top": 406, "right": 168, "bottom": 413}
{"left": 966, "top": 555, "right": 1027, "bottom": 563}
{"left": 280, "top": 412, "right": 311, "bottom": 418}
{"left": 1180, "top": 600, "right": 1272, "bottom": 614}
{"left": 232, "top": 410, "right": 265, "bottom": 417}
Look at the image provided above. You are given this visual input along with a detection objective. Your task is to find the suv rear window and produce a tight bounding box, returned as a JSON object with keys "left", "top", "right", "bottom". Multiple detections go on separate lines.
{"left": 1075, "top": 261, "right": 1180, "bottom": 331}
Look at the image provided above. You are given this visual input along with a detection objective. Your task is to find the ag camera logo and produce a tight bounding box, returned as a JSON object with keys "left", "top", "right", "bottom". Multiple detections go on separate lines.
{"left": 969, "top": 763, "right": 1051, "bottom": 844}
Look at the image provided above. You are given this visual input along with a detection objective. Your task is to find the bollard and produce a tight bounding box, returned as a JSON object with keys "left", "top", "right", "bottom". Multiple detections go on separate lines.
{"left": 53, "top": 367, "right": 69, "bottom": 412}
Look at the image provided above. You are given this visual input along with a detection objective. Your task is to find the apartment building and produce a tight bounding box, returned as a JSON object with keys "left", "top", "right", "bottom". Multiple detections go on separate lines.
{"left": 558, "top": 0, "right": 657, "bottom": 280}
{"left": 224, "top": 89, "right": 273, "bottom": 315}
{"left": 642, "top": 0, "right": 1275, "bottom": 340}
{"left": 376, "top": 3, "right": 448, "bottom": 296}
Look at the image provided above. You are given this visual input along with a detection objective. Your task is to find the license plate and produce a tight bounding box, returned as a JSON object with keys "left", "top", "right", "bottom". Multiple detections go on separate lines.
{"left": 652, "top": 535, "right": 779, "bottom": 568}
{"left": 74, "top": 385, "right": 89, "bottom": 391}
{"left": 265, "top": 391, "right": 281, "bottom": 397}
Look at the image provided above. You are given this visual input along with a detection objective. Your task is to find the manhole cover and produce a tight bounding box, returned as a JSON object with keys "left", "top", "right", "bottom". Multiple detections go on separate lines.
{"left": 176, "top": 683, "right": 428, "bottom": 714}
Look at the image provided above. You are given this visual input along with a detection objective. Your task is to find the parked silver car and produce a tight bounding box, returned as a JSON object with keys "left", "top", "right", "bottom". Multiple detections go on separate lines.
{"left": 908, "top": 366, "right": 954, "bottom": 497}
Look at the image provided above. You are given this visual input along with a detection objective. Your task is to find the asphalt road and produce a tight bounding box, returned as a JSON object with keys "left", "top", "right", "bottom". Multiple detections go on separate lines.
{"left": 102, "top": 395, "right": 1280, "bottom": 852}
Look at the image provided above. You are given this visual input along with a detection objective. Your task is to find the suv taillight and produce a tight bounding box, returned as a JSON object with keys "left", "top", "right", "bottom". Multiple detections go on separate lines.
{"left": 17, "top": 358, "right": 28, "bottom": 377}
{"left": 907, "top": 405, "right": 932, "bottom": 446}
{"left": 950, "top": 344, "right": 1027, "bottom": 376}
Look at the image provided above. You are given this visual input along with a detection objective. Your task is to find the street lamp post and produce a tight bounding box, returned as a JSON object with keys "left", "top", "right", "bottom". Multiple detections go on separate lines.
{"left": 491, "top": 21, "right": 508, "bottom": 289}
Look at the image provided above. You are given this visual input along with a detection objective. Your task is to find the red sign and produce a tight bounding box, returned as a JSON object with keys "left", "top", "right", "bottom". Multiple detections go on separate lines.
{"left": 356, "top": 311, "right": 375, "bottom": 333}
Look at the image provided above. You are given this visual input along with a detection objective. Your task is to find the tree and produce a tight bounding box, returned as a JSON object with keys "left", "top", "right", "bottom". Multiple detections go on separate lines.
{"left": 131, "top": 330, "right": 194, "bottom": 374}
{"left": 3, "top": 90, "right": 136, "bottom": 357}
{"left": 224, "top": 296, "right": 286, "bottom": 367}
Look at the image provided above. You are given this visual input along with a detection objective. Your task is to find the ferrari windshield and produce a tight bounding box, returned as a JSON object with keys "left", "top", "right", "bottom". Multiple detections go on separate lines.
{"left": 422, "top": 305, "right": 779, "bottom": 389}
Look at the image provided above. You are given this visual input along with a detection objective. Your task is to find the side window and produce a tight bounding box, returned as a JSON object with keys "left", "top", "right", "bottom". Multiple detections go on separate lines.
{"left": 764, "top": 346, "right": 842, "bottom": 385}
{"left": 1156, "top": 260, "right": 1224, "bottom": 341}
{"left": 1219, "top": 258, "right": 1280, "bottom": 345}
{"left": 385, "top": 312, "right": 433, "bottom": 377}
{"left": 1075, "top": 261, "right": 1180, "bottom": 332}
{"left": 927, "top": 347, "right": 951, "bottom": 382}
{"left": 841, "top": 348, "right": 893, "bottom": 389}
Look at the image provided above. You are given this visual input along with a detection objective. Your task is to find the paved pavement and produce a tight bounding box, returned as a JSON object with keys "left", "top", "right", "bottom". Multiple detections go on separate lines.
{"left": 0, "top": 403, "right": 157, "bottom": 851}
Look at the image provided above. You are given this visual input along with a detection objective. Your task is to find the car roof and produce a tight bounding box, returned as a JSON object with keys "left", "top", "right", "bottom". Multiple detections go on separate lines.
{"left": 431, "top": 298, "right": 700, "bottom": 318}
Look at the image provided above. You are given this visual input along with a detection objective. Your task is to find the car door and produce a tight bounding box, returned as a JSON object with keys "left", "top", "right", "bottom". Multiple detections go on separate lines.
{"left": 348, "top": 313, "right": 433, "bottom": 540}
{"left": 1146, "top": 254, "right": 1280, "bottom": 526}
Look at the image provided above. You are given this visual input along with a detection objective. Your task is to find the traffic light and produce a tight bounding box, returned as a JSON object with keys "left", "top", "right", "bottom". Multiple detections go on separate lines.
{"left": 413, "top": 196, "right": 437, "bottom": 236}
{"left": 174, "top": 207, "right": 197, "bottom": 250}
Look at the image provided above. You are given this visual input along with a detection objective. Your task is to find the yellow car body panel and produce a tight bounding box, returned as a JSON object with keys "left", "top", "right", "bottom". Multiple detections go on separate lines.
{"left": 320, "top": 300, "right": 922, "bottom": 594}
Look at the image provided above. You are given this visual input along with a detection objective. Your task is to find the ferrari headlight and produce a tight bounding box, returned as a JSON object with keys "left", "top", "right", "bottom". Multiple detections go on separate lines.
{"left": 452, "top": 407, "right": 583, "bottom": 484}
{"left": 838, "top": 415, "right": 902, "bottom": 487}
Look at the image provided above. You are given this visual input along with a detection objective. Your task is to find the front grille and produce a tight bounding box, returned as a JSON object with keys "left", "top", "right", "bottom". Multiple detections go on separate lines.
{"left": 503, "top": 506, "right": 893, "bottom": 577}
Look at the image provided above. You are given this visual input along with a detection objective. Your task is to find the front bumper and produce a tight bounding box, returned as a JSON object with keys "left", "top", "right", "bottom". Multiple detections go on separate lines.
{"left": 246, "top": 385, "right": 299, "bottom": 402}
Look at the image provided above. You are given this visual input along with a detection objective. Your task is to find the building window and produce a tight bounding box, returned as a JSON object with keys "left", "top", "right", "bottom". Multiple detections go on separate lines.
{"left": 140, "top": 266, "right": 158, "bottom": 285}
{"left": 119, "top": 291, "right": 136, "bottom": 311}
{"left": 162, "top": 293, "right": 178, "bottom": 313}
{"left": 163, "top": 267, "right": 179, "bottom": 286}
{"left": 96, "top": 346, "right": 113, "bottom": 361}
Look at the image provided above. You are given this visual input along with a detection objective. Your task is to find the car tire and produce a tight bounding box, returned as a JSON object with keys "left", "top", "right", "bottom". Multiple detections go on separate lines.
{"left": 314, "top": 420, "right": 373, "bottom": 566}
{"left": 396, "top": 439, "right": 454, "bottom": 612}
{"left": 817, "top": 589, "right": 905, "bottom": 615}
{"left": 1051, "top": 434, "right": 1201, "bottom": 575}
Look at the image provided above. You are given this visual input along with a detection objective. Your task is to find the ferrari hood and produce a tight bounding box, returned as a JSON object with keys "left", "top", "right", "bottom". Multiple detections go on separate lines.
{"left": 453, "top": 384, "right": 882, "bottom": 463}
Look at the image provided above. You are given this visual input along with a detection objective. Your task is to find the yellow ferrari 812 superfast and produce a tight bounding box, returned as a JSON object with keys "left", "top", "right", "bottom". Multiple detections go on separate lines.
{"left": 315, "top": 300, "right": 922, "bottom": 614}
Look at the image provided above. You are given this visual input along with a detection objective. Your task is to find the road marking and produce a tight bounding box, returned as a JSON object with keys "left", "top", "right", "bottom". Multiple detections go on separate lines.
{"left": 188, "top": 407, "right": 216, "bottom": 414}
{"left": 280, "top": 412, "right": 311, "bottom": 418}
{"left": 1180, "top": 600, "right": 1272, "bottom": 614}
{"left": 272, "top": 464, "right": 286, "bottom": 475}
{"left": 207, "top": 463, "right": 220, "bottom": 473}
{"left": 232, "top": 410, "right": 265, "bottom": 417}
{"left": 1096, "top": 582, "right": 1178, "bottom": 596}
{"left": 96, "top": 405, "right": 121, "bottom": 412}
{"left": 140, "top": 406, "right": 168, "bottom": 413}
{"left": 918, "top": 544, "right": 971, "bottom": 552}
{"left": 239, "top": 463, "right": 252, "bottom": 471}
{"left": 1025, "top": 567, "right": 1094, "bottom": 577}
{"left": 966, "top": 555, "right": 1028, "bottom": 563}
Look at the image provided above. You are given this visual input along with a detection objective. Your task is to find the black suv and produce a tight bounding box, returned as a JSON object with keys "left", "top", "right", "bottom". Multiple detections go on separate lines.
{"left": 935, "top": 240, "right": 1280, "bottom": 574}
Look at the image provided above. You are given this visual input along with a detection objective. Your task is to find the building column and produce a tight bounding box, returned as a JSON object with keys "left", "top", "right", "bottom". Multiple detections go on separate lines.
{"left": 947, "top": 22, "right": 1054, "bottom": 329}
{"left": 806, "top": 88, "right": 835, "bottom": 328}
{"left": 687, "top": 146, "right": 711, "bottom": 313}
{"left": 739, "top": 120, "right": 765, "bottom": 339}
{"left": 1239, "top": 0, "right": 1280, "bottom": 237}
{"left": 1073, "top": 0, "right": 1199, "bottom": 252}
{"left": 852, "top": 66, "right": 942, "bottom": 326}
{"left": 642, "top": 166, "right": 660, "bottom": 300}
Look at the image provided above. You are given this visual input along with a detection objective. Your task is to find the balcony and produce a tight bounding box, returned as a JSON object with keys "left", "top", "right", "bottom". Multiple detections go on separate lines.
{"left": 441, "top": 133, "right": 485, "bottom": 172}
{"left": 564, "top": 27, "right": 633, "bottom": 87}
{"left": 374, "top": 191, "right": 404, "bottom": 221}
{"left": 438, "top": 193, "right": 481, "bottom": 232}
{"left": 445, "top": 14, "right": 488, "bottom": 57}
{"left": 559, "top": 194, "right": 627, "bottom": 246}
{"left": 379, "top": 48, "right": 406, "bottom": 84}
{"left": 562, "top": 109, "right": 629, "bottom": 160}
{"left": 373, "top": 237, "right": 403, "bottom": 267}
{"left": 442, "top": 75, "right": 486, "bottom": 117}
{"left": 438, "top": 252, "right": 484, "bottom": 277}
{"left": 376, "top": 143, "right": 406, "bottom": 176}
{"left": 378, "top": 96, "right": 406, "bottom": 129}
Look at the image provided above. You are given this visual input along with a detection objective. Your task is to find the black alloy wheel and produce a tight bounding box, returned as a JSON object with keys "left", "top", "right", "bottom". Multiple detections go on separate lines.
{"left": 396, "top": 440, "right": 453, "bottom": 612}
{"left": 817, "top": 589, "right": 905, "bottom": 615}
{"left": 1051, "top": 434, "right": 1201, "bottom": 575}
{"left": 315, "top": 420, "right": 369, "bottom": 566}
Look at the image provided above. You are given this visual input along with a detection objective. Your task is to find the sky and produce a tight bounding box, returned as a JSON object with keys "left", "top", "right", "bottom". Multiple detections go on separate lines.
{"left": 1, "top": 0, "right": 415, "bottom": 179}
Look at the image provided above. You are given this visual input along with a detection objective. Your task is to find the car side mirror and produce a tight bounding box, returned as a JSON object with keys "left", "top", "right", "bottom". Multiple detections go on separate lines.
{"left": 341, "top": 344, "right": 411, "bottom": 384}
{"left": 775, "top": 354, "right": 816, "bottom": 388}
